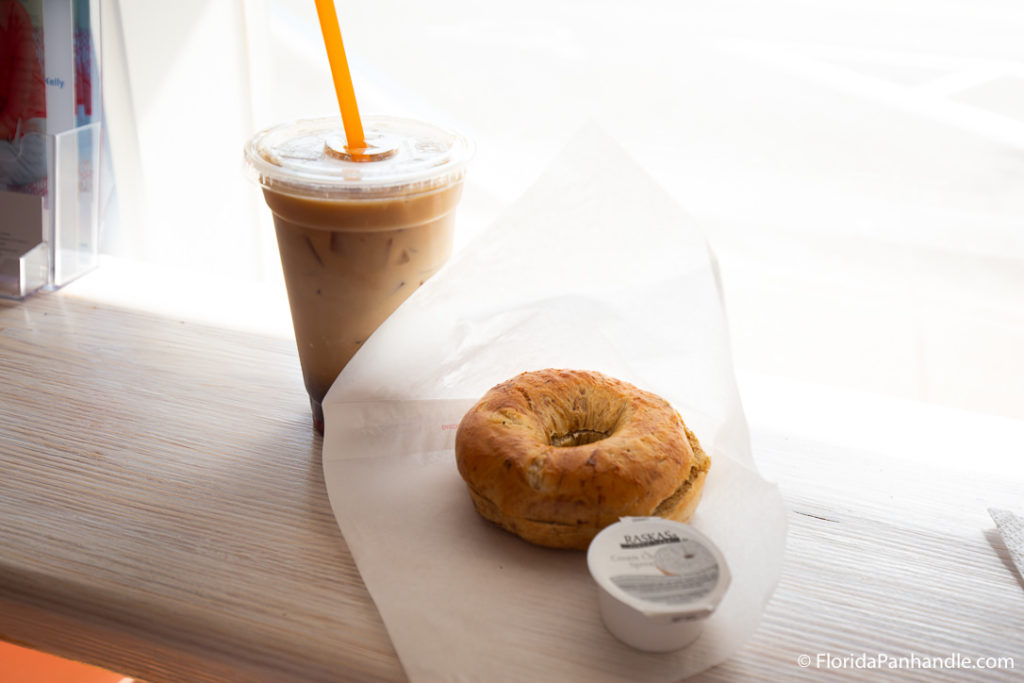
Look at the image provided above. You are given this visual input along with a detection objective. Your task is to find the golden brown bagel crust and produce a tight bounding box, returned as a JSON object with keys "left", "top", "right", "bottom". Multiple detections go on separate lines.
{"left": 454, "top": 369, "right": 710, "bottom": 550}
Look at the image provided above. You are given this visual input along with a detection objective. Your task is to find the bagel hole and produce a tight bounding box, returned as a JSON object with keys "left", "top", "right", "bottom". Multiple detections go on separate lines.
{"left": 549, "top": 429, "right": 610, "bottom": 447}
{"left": 548, "top": 396, "right": 627, "bottom": 447}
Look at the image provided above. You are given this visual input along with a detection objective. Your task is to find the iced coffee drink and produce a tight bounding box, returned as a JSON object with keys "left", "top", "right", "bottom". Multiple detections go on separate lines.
{"left": 245, "top": 116, "right": 471, "bottom": 432}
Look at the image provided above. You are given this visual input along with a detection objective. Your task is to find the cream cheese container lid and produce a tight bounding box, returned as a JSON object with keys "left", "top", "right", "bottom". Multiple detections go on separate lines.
{"left": 587, "top": 517, "right": 731, "bottom": 651}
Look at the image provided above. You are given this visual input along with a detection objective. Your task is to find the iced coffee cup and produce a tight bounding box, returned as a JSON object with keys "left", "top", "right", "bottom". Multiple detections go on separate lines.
{"left": 245, "top": 116, "right": 471, "bottom": 432}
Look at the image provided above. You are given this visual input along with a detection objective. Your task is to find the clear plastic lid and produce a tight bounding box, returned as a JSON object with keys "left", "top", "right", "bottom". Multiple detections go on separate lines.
{"left": 244, "top": 115, "right": 472, "bottom": 199}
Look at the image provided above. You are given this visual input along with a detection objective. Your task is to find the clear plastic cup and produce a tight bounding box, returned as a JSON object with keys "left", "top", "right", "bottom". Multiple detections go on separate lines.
{"left": 245, "top": 116, "right": 472, "bottom": 432}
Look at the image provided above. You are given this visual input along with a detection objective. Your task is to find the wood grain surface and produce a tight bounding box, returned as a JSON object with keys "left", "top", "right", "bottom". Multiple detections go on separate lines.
{"left": 0, "top": 291, "right": 402, "bottom": 682}
{"left": 1, "top": 283, "right": 1022, "bottom": 682}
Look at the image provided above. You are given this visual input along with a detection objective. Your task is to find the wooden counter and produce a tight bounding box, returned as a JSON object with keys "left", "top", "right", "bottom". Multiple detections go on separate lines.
{"left": 1, "top": 267, "right": 1022, "bottom": 681}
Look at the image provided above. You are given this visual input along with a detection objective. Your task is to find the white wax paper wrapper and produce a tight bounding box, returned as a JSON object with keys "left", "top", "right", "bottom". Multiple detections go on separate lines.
{"left": 322, "top": 125, "right": 787, "bottom": 682}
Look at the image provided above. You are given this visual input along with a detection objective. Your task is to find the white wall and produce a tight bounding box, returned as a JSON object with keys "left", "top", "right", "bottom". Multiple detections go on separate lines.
{"left": 101, "top": 0, "right": 274, "bottom": 282}
{"left": 100, "top": 0, "right": 1024, "bottom": 420}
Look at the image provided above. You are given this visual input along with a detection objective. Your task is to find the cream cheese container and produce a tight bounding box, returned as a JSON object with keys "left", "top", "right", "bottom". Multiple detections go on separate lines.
{"left": 587, "top": 517, "right": 730, "bottom": 652}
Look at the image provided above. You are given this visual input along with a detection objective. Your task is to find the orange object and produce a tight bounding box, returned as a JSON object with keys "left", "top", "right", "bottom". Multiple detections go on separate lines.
{"left": 0, "top": 641, "right": 131, "bottom": 683}
{"left": 313, "top": 0, "right": 365, "bottom": 152}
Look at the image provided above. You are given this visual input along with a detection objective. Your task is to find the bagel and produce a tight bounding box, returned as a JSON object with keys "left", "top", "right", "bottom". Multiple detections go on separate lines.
{"left": 454, "top": 369, "right": 710, "bottom": 550}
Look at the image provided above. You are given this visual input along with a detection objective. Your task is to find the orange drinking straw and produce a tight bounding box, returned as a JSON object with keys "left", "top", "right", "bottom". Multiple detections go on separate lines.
{"left": 314, "top": 0, "right": 365, "bottom": 151}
